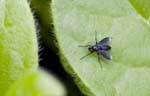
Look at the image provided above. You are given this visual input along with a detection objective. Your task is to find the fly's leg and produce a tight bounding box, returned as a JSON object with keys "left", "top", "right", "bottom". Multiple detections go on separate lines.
{"left": 79, "top": 45, "right": 92, "bottom": 60}
{"left": 78, "top": 45, "right": 91, "bottom": 47}
{"left": 97, "top": 53, "right": 102, "bottom": 68}
{"left": 95, "top": 30, "right": 98, "bottom": 44}
{"left": 80, "top": 52, "right": 93, "bottom": 60}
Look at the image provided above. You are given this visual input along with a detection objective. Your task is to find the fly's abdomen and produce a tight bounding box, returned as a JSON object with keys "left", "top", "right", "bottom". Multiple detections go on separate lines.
{"left": 98, "top": 45, "right": 111, "bottom": 51}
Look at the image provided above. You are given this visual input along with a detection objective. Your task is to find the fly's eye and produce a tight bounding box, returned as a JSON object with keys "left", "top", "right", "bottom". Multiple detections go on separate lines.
{"left": 88, "top": 47, "right": 93, "bottom": 52}
{"left": 88, "top": 47, "right": 91, "bottom": 50}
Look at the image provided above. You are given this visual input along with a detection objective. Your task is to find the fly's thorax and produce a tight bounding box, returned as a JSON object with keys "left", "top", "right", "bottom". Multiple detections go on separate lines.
{"left": 88, "top": 45, "right": 99, "bottom": 52}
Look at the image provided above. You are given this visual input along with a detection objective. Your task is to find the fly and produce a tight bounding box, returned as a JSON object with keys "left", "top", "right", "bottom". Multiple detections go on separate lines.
{"left": 79, "top": 31, "right": 112, "bottom": 68}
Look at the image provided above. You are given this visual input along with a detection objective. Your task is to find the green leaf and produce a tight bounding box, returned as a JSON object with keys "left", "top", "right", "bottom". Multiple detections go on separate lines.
{"left": 5, "top": 69, "right": 66, "bottom": 96}
{"left": 52, "top": 0, "right": 150, "bottom": 95}
{"left": 129, "top": 0, "right": 150, "bottom": 20}
{"left": 0, "top": 0, "right": 38, "bottom": 94}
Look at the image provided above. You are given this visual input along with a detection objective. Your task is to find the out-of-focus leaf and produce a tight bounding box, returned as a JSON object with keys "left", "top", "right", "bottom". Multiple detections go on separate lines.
{"left": 0, "top": 0, "right": 38, "bottom": 94}
{"left": 6, "top": 70, "right": 66, "bottom": 96}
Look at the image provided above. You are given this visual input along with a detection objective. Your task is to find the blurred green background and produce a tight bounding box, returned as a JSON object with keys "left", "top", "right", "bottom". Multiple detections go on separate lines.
{"left": 30, "top": 0, "right": 84, "bottom": 95}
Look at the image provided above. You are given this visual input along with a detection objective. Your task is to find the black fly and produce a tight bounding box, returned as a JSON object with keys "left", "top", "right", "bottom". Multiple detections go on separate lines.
{"left": 79, "top": 31, "right": 112, "bottom": 68}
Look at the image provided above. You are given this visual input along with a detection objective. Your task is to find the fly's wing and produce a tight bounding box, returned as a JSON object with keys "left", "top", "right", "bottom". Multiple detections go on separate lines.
{"left": 98, "top": 50, "right": 112, "bottom": 60}
{"left": 98, "top": 37, "right": 111, "bottom": 45}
